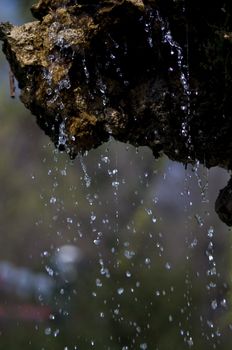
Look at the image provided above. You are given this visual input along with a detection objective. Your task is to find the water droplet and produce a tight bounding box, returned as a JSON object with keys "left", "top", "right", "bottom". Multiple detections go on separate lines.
{"left": 187, "top": 337, "right": 194, "bottom": 347}
{"left": 46, "top": 87, "right": 53, "bottom": 96}
{"left": 145, "top": 208, "right": 152, "bottom": 215}
{"left": 50, "top": 196, "right": 57, "bottom": 204}
{"left": 195, "top": 214, "right": 204, "bottom": 227}
{"left": 58, "top": 78, "right": 71, "bottom": 90}
{"left": 208, "top": 255, "right": 214, "bottom": 262}
{"left": 45, "top": 327, "right": 52, "bottom": 336}
{"left": 91, "top": 214, "right": 96, "bottom": 221}
{"left": 190, "top": 238, "right": 198, "bottom": 248}
{"left": 117, "top": 287, "right": 124, "bottom": 295}
{"left": 82, "top": 58, "right": 90, "bottom": 81}
{"left": 208, "top": 226, "right": 214, "bottom": 238}
{"left": 112, "top": 181, "right": 120, "bottom": 188}
{"left": 45, "top": 265, "right": 54, "bottom": 277}
{"left": 124, "top": 250, "right": 135, "bottom": 260}
{"left": 58, "top": 121, "right": 67, "bottom": 148}
{"left": 67, "top": 217, "right": 73, "bottom": 224}
{"left": 207, "top": 320, "right": 214, "bottom": 328}
{"left": 60, "top": 169, "right": 67, "bottom": 176}
{"left": 96, "top": 278, "right": 102, "bottom": 287}
{"left": 211, "top": 300, "right": 217, "bottom": 310}
{"left": 54, "top": 329, "right": 60, "bottom": 337}
{"left": 101, "top": 156, "right": 110, "bottom": 164}
{"left": 221, "top": 298, "right": 227, "bottom": 307}
{"left": 94, "top": 238, "right": 101, "bottom": 246}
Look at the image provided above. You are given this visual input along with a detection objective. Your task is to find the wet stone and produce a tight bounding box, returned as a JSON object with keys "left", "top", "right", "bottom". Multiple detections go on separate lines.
{"left": 0, "top": 0, "right": 232, "bottom": 224}
{"left": 215, "top": 177, "right": 232, "bottom": 226}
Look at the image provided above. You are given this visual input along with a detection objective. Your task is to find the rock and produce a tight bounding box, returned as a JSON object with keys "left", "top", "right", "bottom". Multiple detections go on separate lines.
{"left": 215, "top": 177, "right": 232, "bottom": 226}
{"left": 0, "top": 0, "right": 232, "bottom": 224}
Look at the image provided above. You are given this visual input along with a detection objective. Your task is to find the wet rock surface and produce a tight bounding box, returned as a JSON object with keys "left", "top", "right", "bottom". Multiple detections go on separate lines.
{"left": 215, "top": 176, "right": 232, "bottom": 226}
{"left": 0, "top": 0, "right": 232, "bottom": 224}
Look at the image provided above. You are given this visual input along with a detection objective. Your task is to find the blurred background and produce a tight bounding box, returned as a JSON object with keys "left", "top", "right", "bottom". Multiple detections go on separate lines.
{"left": 0, "top": 1, "right": 232, "bottom": 349}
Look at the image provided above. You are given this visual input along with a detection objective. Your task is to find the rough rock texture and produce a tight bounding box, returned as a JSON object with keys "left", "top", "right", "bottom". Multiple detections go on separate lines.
{"left": 215, "top": 177, "right": 232, "bottom": 226}
{"left": 0, "top": 0, "right": 232, "bottom": 224}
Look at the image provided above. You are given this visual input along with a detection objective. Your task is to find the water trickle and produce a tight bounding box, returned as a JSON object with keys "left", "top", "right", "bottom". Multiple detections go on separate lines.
{"left": 155, "top": 9, "right": 192, "bottom": 149}
{"left": 82, "top": 57, "right": 90, "bottom": 82}
{"left": 58, "top": 78, "right": 71, "bottom": 91}
{"left": 45, "top": 265, "right": 54, "bottom": 277}
{"left": 58, "top": 120, "right": 68, "bottom": 149}
{"left": 79, "top": 154, "right": 91, "bottom": 188}
{"left": 187, "top": 337, "right": 194, "bottom": 347}
{"left": 143, "top": 10, "right": 155, "bottom": 48}
{"left": 156, "top": 10, "right": 190, "bottom": 95}
{"left": 96, "top": 72, "right": 109, "bottom": 107}
{"left": 106, "top": 33, "right": 126, "bottom": 83}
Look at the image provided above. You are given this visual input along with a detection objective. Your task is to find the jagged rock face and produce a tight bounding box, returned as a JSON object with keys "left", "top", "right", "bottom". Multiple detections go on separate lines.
{"left": 0, "top": 0, "right": 230, "bottom": 162}
{"left": 215, "top": 177, "right": 232, "bottom": 226}
{"left": 0, "top": 0, "right": 232, "bottom": 224}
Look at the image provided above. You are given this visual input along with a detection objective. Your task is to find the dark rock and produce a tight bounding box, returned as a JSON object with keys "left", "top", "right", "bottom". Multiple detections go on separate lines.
{"left": 215, "top": 177, "right": 232, "bottom": 226}
{"left": 0, "top": 0, "right": 232, "bottom": 224}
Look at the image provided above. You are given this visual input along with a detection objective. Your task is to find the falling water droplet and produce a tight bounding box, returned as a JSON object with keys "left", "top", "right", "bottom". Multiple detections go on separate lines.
{"left": 45, "top": 265, "right": 54, "bottom": 277}
{"left": 208, "top": 226, "right": 214, "bottom": 238}
{"left": 187, "top": 337, "right": 194, "bottom": 347}
{"left": 211, "top": 300, "right": 218, "bottom": 310}
{"left": 45, "top": 327, "right": 52, "bottom": 336}
{"left": 50, "top": 196, "right": 57, "bottom": 204}
{"left": 117, "top": 287, "right": 124, "bottom": 295}
{"left": 54, "top": 329, "right": 60, "bottom": 337}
